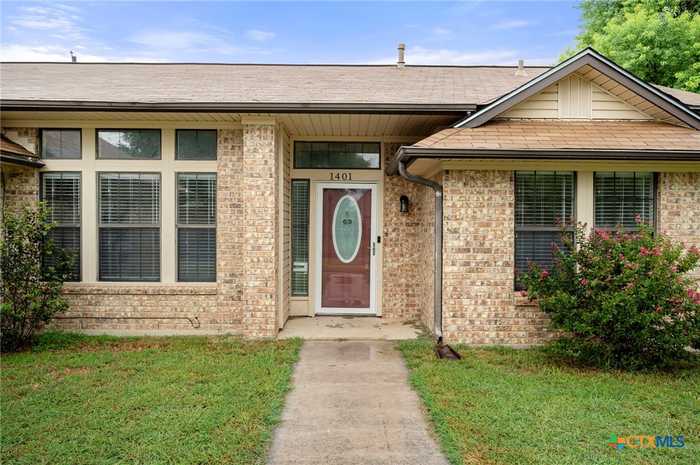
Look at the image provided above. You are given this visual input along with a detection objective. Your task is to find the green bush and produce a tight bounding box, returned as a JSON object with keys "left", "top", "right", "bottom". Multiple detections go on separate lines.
{"left": 1, "top": 203, "right": 72, "bottom": 352}
{"left": 521, "top": 221, "right": 700, "bottom": 370}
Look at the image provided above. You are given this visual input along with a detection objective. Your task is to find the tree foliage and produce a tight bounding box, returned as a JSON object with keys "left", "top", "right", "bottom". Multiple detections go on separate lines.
{"left": 521, "top": 222, "right": 700, "bottom": 370}
{"left": 568, "top": 0, "right": 700, "bottom": 91}
{"left": 1, "top": 204, "right": 72, "bottom": 352}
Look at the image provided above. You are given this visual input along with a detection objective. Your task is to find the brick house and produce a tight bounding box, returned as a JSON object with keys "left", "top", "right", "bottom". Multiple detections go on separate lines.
{"left": 1, "top": 48, "right": 699, "bottom": 344}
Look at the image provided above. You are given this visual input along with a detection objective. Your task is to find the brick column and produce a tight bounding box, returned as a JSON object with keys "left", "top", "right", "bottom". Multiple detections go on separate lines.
{"left": 216, "top": 129, "right": 245, "bottom": 332}
{"left": 241, "top": 120, "right": 279, "bottom": 337}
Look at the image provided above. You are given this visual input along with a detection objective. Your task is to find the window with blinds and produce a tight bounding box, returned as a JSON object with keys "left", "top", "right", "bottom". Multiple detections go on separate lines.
{"left": 177, "top": 173, "right": 216, "bottom": 282}
{"left": 176, "top": 130, "right": 217, "bottom": 160}
{"left": 595, "top": 172, "right": 655, "bottom": 230}
{"left": 291, "top": 180, "right": 310, "bottom": 296}
{"left": 41, "top": 172, "right": 81, "bottom": 281}
{"left": 98, "top": 173, "right": 160, "bottom": 281}
{"left": 515, "top": 171, "right": 575, "bottom": 288}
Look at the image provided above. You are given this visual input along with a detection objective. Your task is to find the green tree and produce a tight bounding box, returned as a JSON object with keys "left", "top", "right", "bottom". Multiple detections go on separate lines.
{"left": 567, "top": 0, "right": 700, "bottom": 91}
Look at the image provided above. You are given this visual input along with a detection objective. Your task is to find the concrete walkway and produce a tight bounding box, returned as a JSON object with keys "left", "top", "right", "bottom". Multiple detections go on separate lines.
{"left": 277, "top": 316, "right": 423, "bottom": 340}
{"left": 267, "top": 341, "right": 450, "bottom": 465}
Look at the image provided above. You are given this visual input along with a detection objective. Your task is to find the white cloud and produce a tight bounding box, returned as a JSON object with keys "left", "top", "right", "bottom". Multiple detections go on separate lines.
{"left": 492, "top": 19, "right": 531, "bottom": 30}
{"left": 368, "top": 46, "right": 519, "bottom": 65}
{"left": 0, "top": 44, "right": 165, "bottom": 62}
{"left": 245, "top": 29, "right": 275, "bottom": 42}
{"left": 9, "top": 5, "right": 86, "bottom": 40}
{"left": 0, "top": 44, "right": 73, "bottom": 62}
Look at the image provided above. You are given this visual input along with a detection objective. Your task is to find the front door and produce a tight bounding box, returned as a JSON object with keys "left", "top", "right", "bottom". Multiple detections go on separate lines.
{"left": 315, "top": 183, "right": 377, "bottom": 315}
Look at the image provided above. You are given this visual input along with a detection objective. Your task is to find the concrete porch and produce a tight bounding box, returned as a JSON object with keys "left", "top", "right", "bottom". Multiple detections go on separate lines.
{"left": 277, "top": 316, "right": 424, "bottom": 340}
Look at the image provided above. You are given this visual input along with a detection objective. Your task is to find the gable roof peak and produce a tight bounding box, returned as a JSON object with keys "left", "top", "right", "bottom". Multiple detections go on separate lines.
{"left": 454, "top": 47, "right": 700, "bottom": 130}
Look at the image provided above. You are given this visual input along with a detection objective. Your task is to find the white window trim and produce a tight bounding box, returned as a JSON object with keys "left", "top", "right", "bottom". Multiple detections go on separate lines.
{"left": 37, "top": 126, "right": 218, "bottom": 284}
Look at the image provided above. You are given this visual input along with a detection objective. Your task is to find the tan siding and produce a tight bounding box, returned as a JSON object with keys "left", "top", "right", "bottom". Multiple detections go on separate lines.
{"left": 591, "top": 86, "right": 652, "bottom": 120}
{"left": 279, "top": 124, "right": 292, "bottom": 328}
{"left": 497, "top": 70, "right": 681, "bottom": 123}
{"left": 500, "top": 84, "right": 558, "bottom": 119}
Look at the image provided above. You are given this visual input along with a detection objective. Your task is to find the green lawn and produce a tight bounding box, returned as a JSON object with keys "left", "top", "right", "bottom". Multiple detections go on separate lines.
{"left": 399, "top": 339, "right": 700, "bottom": 465}
{"left": 1, "top": 333, "right": 302, "bottom": 465}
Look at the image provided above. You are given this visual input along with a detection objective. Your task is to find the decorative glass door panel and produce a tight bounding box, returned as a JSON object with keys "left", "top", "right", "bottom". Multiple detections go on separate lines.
{"left": 320, "top": 187, "right": 373, "bottom": 311}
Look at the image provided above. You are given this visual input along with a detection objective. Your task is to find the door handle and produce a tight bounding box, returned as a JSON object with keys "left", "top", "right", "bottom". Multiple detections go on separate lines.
{"left": 371, "top": 242, "right": 376, "bottom": 256}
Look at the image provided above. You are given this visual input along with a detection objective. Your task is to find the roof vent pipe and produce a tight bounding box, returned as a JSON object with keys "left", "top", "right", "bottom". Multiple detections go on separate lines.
{"left": 70, "top": 51, "right": 77, "bottom": 63}
{"left": 397, "top": 43, "right": 406, "bottom": 68}
{"left": 515, "top": 59, "right": 527, "bottom": 76}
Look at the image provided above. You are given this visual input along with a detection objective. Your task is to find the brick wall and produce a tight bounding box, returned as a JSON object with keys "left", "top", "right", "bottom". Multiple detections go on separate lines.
{"left": 57, "top": 285, "right": 219, "bottom": 332}
{"left": 381, "top": 143, "right": 435, "bottom": 323}
{"left": 442, "top": 170, "right": 551, "bottom": 346}
{"left": 49, "top": 129, "right": 247, "bottom": 334}
{"left": 416, "top": 172, "right": 438, "bottom": 332}
{"left": 440, "top": 169, "right": 700, "bottom": 345}
{"left": 49, "top": 126, "right": 281, "bottom": 337}
{"left": 658, "top": 172, "right": 700, "bottom": 279}
{"left": 1, "top": 128, "right": 39, "bottom": 216}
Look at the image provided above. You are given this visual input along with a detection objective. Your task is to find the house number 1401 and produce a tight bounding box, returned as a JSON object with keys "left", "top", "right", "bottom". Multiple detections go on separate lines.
{"left": 329, "top": 172, "right": 352, "bottom": 181}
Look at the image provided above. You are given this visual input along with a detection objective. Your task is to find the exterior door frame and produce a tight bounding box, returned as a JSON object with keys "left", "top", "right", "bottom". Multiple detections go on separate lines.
{"left": 314, "top": 182, "right": 378, "bottom": 315}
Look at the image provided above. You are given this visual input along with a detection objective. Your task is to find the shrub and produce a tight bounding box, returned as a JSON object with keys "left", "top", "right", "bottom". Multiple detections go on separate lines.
{"left": 1, "top": 203, "right": 72, "bottom": 352}
{"left": 521, "top": 221, "right": 700, "bottom": 370}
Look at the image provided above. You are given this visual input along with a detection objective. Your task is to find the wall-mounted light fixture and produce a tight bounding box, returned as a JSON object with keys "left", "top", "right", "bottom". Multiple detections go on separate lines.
{"left": 400, "top": 195, "right": 409, "bottom": 213}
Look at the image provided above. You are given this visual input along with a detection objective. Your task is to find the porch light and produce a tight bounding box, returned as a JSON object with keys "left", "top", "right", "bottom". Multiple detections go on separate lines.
{"left": 400, "top": 195, "right": 409, "bottom": 213}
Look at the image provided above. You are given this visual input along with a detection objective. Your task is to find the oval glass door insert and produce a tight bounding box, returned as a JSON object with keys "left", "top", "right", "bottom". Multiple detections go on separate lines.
{"left": 332, "top": 195, "right": 362, "bottom": 263}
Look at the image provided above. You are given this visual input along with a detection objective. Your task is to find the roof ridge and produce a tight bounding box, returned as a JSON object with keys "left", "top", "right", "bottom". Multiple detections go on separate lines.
{"left": 0, "top": 61, "right": 552, "bottom": 69}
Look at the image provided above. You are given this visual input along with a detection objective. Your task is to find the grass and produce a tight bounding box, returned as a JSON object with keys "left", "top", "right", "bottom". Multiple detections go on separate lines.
{"left": 398, "top": 339, "right": 700, "bottom": 465}
{"left": 1, "top": 332, "right": 302, "bottom": 465}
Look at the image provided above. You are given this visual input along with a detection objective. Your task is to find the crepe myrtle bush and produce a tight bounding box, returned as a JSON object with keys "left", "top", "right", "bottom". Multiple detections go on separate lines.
{"left": 521, "top": 218, "right": 700, "bottom": 370}
{"left": 1, "top": 203, "right": 72, "bottom": 352}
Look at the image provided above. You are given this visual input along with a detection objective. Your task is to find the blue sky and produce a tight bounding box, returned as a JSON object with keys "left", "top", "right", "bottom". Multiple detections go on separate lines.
{"left": 1, "top": 1, "right": 581, "bottom": 66}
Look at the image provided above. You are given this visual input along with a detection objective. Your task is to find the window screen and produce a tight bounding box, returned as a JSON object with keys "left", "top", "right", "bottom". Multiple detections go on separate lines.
{"left": 291, "top": 179, "right": 310, "bottom": 296}
{"left": 294, "top": 142, "right": 380, "bottom": 169}
{"left": 177, "top": 173, "right": 216, "bottom": 282}
{"left": 40, "top": 129, "right": 81, "bottom": 159}
{"left": 595, "top": 172, "right": 655, "bottom": 230}
{"left": 515, "top": 171, "right": 575, "bottom": 287}
{"left": 97, "top": 129, "right": 161, "bottom": 159}
{"left": 98, "top": 173, "right": 160, "bottom": 281}
{"left": 41, "top": 172, "right": 81, "bottom": 281}
{"left": 176, "top": 130, "right": 217, "bottom": 160}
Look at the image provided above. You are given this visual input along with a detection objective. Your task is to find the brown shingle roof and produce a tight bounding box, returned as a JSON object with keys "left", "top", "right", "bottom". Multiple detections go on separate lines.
{"left": 0, "top": 134, "right": 43, "bottom": 168}
{"left": 0, "top": 62, "right": 561, "bottom": 107}
{"left": 655, "top": 85, "right": 700, "bottom": 107}
{"left": 1, "top": 134, "right": 37, "bottom": 158}
{"left": 414, "top": 120, "right": 700, "bottom": 151}
{"left": 1, "top": 61, "right": 697, "bottom": 110}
